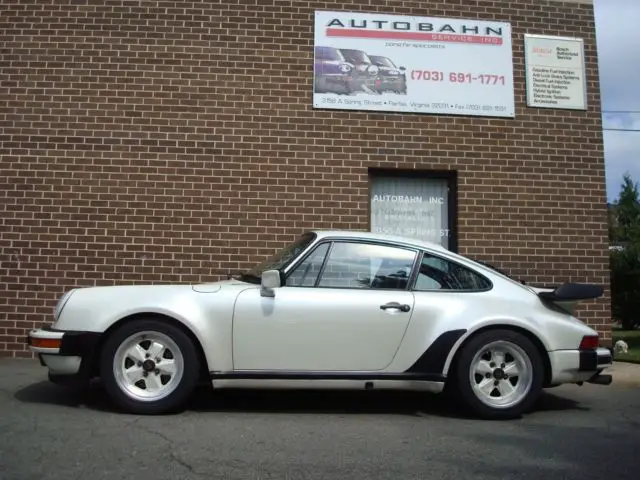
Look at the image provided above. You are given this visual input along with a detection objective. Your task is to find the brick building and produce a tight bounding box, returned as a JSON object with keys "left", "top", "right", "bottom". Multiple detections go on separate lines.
{"left": 1, "top": 0, "right": 610, "bottom": 357}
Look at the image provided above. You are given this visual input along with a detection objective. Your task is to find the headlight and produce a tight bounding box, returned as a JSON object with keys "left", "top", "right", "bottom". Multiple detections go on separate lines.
{"left": 53, "top": 289, "right": 76, "bottom": 321}
{"left": 339, "top": 63, "right": 352, "bottom": 73}
{"left": 367, "top": 65, "right": 379, "bottom": 75}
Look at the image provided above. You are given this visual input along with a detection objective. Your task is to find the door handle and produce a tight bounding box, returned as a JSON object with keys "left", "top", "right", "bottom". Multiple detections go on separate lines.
{"left": 380, "top": 302, "right": 411, "bottom": 312}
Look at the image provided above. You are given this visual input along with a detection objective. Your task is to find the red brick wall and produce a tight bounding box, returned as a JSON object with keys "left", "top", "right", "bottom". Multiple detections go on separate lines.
{"left": 0, "top": 0, "right": 610, "bottom": 357}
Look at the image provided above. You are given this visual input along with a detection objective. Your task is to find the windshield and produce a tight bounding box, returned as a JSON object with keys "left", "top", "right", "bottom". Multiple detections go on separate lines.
{"left": 370, "top": 56, "right": 396, "bottom": 68}
{"left": 239, "top": 232, "right": 317, "bottom": 283}
{"left": 340, "top": 49, "right": 372, "bottom": 65}
{"left": 316, "top": 46, "right": 345, "bottom": 62}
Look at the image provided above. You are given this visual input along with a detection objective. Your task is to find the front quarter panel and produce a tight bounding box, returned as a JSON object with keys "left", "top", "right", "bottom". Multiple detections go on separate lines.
{"left": 53, "top": 282, "right": 255, "bottom": 372}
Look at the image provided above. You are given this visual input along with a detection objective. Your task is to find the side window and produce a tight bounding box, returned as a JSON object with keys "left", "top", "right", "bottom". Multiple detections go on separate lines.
{"left": 285, "top": 242, "right": 330, "bottom": 287}
{"left": 414, "top": 253, "right": 491, "bottom": 291}
{"left": 317, "top": 242, "right": 417, "bottom": 290}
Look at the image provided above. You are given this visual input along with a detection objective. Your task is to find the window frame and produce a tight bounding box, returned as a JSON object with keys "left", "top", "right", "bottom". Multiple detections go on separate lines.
{"left": 283, "top": 238, "right": 423, "bottom": 291}
{"left": 410, "top": 250, "right": 494, "bottom": 293}
{"left": 282, "top": 240, "right": 332, "bottom": 288}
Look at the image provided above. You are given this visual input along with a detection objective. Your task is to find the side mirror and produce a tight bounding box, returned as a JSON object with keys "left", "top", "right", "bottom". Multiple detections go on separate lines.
{"left": 260, "top": 270, "right": 281, "bottom": 297}
{"left": 399, "top": 66, "right": 406, "bottom": 71}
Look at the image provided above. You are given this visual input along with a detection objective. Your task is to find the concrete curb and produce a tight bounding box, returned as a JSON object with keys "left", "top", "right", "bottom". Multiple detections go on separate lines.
{"left": 607, "top": 361, "right": 640, "bottom": 387}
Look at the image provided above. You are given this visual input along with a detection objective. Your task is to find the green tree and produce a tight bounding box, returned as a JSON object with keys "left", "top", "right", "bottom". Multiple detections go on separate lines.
{"left": 611, "top": 174, "right": 640, "bottom": 246}
{"left": 609, "top": 173, "right": 640, "bottom": 330}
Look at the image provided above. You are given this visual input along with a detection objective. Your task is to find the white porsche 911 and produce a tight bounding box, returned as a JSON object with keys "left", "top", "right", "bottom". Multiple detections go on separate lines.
{"left": 27, "top": 230, "right": 613, "bottom": 419}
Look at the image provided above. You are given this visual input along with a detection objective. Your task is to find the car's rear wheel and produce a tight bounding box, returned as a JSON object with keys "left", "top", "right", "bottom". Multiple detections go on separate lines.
{"left": 450, "top": 329, "right": 544, "bottom": 419}
{"left": 99, "top": 319, "right": 200, "bottom": 414}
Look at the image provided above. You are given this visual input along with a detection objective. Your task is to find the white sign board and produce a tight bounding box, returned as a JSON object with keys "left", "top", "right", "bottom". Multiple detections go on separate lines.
{"left": 312, "top": 10, "right": 515, "bottom": 118}
{"left": 524, "top": 34, "right": 587, "bottom": 110}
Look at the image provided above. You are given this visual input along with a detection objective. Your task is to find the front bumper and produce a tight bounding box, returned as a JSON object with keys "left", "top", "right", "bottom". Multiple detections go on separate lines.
{"left": 26, "top": 326, "right": 102, "bottom": 387}
{"left": 548, "top": 347, "right": 613, "bottom": 385}
{"left": 377, "top": 76, "right": 406, "bottom": 91}
{"left": 315, "top": 74, "right": 353, "bottom": 94}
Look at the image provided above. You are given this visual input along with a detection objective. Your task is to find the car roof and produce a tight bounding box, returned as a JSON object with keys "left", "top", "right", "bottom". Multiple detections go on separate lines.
{"left": 308, "top": 230, "right": 448, "bottom": 252}
{"left": 305, "top": 230, "right": 535, "bottom": 291}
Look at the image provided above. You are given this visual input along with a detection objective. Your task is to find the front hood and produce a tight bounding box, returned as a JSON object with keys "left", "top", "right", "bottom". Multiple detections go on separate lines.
{"left": 315, "top": 59, "right": 352, "bottom": 74}
{"left": 377, "top": 66, "right": 402, "bottom": 76}
{"left": 191, "top": 279, "right": 249, "bottom": 293}
{"left": 61, "top": 279, "right": 251, "bottom": 296}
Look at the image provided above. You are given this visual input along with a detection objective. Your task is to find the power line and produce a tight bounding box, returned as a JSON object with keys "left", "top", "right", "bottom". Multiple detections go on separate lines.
{"left": 602, "top": 110, "right": 640, "bottom": 114}
{"left": 603, "top": 128, "right": 640, "bottom": 132}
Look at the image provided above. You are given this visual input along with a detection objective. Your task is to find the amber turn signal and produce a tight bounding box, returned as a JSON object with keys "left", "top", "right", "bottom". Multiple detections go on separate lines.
{"left": 29, "top": 337, "right": 62, "bottom": 349}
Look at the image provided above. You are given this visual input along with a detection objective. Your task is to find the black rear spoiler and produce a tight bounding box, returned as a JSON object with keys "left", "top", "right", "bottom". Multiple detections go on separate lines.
{"left": 537, "top": 283, "right": 604, "bottom": 302}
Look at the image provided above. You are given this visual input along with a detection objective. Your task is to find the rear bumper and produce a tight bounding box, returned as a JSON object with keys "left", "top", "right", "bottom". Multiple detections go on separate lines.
{"left": 548, "top": 347, "right": 613, "bottom": 385}
{"left": 579, "top": 347, "right": 613, "bottom": 372}
{"left": 26, "top": 326, "right": 102, "bottom": 387}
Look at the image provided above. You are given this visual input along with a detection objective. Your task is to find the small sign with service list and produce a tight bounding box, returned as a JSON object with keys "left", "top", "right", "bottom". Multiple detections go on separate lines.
{"left": 524, "top": 34, "right": 587, "bottom": 110}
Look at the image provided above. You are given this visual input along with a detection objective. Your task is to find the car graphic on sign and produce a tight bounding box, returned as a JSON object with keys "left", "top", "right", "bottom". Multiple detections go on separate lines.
{"left": 313, "top": 46, "right": 355, "bottom": 95}
{"left": 338, "top": 48, "right": 381, "bottom": 93}
{"left": 369, "top": 55, "right": 408, "bottom": 94}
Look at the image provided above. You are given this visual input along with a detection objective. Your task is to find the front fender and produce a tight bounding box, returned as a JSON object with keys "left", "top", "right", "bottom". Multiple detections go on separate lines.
{"left": 54, "top": 284, "right": 240, "bottom": 372}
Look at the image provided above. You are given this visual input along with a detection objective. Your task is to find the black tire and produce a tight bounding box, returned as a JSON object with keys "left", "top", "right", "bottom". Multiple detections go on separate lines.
{"left": 99, "top": 319, "right": 201, "bottom": 415}
{"left": 448, "top": 329, "right": 544, "bottom": 420}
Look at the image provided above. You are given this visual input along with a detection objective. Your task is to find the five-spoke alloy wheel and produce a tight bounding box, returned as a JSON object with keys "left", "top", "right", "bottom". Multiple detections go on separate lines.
{"left": 113, "top": 330, "right": 185, "bottom": 403}
{"left": 469, "top": 340, "right": 533, "bottom": 410}
{"left": 100, "top": 319, "right": 200, "bottom": 415}
{"left": 450, "top": 329, "right": 544, "bottom": 419}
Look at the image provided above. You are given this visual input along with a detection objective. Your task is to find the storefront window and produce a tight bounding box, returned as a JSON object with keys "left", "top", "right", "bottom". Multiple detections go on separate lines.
{"left": 369, "top": 174, "right": 451, "bottom": 249}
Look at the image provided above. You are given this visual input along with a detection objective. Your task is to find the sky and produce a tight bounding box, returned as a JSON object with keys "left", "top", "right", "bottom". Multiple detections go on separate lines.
{"left": 594, "top": 0, "right": 640, "bottom": 202}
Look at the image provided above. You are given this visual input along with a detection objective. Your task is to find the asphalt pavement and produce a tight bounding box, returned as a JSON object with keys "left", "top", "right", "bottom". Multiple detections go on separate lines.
{"left": 1, "top": 358, "right": 639, "bottom": 480}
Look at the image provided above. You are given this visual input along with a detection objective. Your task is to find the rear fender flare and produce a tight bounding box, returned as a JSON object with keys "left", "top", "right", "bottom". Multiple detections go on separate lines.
{"left": 441, "top": 320, "right": 551, "bottom": 377}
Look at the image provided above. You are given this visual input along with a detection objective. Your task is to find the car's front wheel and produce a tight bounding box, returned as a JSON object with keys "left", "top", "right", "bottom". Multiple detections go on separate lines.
{"left": 99, "top": 319, "right": 200, "bottom": 414}
{"left": 449, "top": 329, "right": 544, "bottom": 419}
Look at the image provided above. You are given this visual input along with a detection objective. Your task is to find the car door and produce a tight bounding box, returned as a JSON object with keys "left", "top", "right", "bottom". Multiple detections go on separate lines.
{"left": 232, "top": 239, "right": 419, "bottom": 372}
